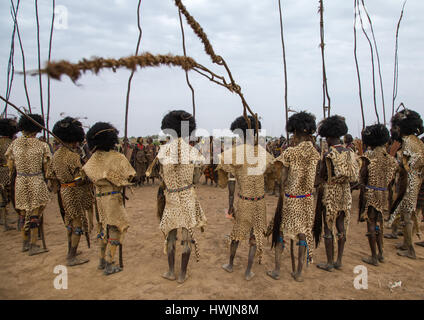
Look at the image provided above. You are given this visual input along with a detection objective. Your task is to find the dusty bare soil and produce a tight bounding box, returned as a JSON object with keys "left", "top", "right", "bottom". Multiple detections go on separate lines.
{"left": 0, "top": 179, "right": 423, "bottom": 300}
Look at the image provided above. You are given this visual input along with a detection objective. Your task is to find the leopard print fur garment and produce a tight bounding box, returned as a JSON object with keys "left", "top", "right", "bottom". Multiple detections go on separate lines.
{"left": 322, "top": 146, "right": 360, "bottom": 244}
{"left": 362, "top": 146, "right": 398, "bottom": 217}
{"left": 275, "top": 141, "right": 320, "bottom": 261}
{"left": 5, "top": 136, "right": 51, "bottom": 211}
{"left": 157, "top": 138, "right": 207, "bottom": 258}
{"left": 389, "top": 135, "right": 424, "bottom": 236}
{"left": 82, "top": 150, "right": 135, "bottom": 233}
{"left": 48, "top": 146, "right": 94, "bottom": 232}
{"left": 0, "top": 137, "right": 13, "bottom": 206}
{"left": 218, "top": 143, "right": 274, "bottom": 263}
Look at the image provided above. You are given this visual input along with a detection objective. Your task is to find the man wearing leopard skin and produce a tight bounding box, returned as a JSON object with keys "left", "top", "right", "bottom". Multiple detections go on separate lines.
{"left": 157, "top": 110, "right": 207, "bottom": 283}
{"left": 315, "top": 115, "right": 359, "bottom": 272}
{"left": 217, "top": 115, "right": 274, "bottom": 281}
{"left": 267, "top": 111, "right": 320, "bottom": 282}
{"left": 6, "top": 114, "right": 51, "bottom": 256}
{"left": 48, "top": 117, "right": 94, "bottom": 266}
{"left": 158, "top": 110, "right": 206, "bottom": 284}
{"left": 359, "top": 124, "right": 398, "bottom": 266}
{"left": 82, "top": 122, "right": 135, "bottom": 275}
{"left": 388, "top": 109, "right": 424, "bottom": 259}
{"left": 0, "top": 118, "right": 19, "bottom": 231}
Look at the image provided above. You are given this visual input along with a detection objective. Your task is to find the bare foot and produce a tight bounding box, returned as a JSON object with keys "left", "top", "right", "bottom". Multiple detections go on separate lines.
{"left": 291, "top": 272, "right": 304, "bottom": 282}
{"left": 316, "top": 263, "right": 334, "bottom": 272}
{"left": 162, "top": 271, "right": 176, "bottom": 281}
{"left": 377, "top": 253, "right": 385, "bottom": 263}
{"left": 222, "top": 263, "right": 233, "bottom": 273}
{"left": 245, "top": 271, "right": 255, "bottom": 281}
{"left": 177, "top": 273, "right": 189, "bottom": 284}
{"left": 395, "top": 243, "right": 408, "bottom": 250}
{"left": 415, "top": 241, "right": 424, "bottom": 248}
{"left": 384, "top": 233, "right": 398, "bottom": 239}
{"left": 28, "top": 245, "right": 49, "bottom": 256}
{"left": 333, "top": 262, "right": 343, "bottom": 270}
{"left": 67, "top": 257, "right": 89, "bottom": 267}
{"left": 362, "top": 256, "right": 379, "bottom": 266}
{"left": 266, "top": 270, "right": 280, "bottom": 280}
{"left": 397, "top": 250, "right": 416, "bottom": 260}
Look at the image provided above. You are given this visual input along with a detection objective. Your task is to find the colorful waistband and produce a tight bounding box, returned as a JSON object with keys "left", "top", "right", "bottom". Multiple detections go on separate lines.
{"left": 365, "top": 185, "right": 387, "bottom": 191}
{"left": 285, "top": 193, "right": 312, "bottom": 199}
{"left": 166, "top": 184, "right": 194, "bottom": 193}
{"left": 96, "top": 191, "right": 121, "bottom": 197}
{"left": 61, "top": 177, "right": 82, "bottom": 188}
{"left": 238, "top": 194, "right": 265, "bottom": 201}
{"left": 61, "top": 181, "right": 77, "bottom": 188}
{"left": 17, "top": 172, "right": 43, "bottom": 177}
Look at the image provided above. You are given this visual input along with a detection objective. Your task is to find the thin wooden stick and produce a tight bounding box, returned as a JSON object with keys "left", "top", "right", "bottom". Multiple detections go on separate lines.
{"left": 357, "top": 1, "right": 380, "bottom": 124}
{"left": 392, "top": 1, "right": 407, "bottom": 117}
{"left": 360, "top": 0, "right": 386, "bottom": 125}
{"left": 0, "top": 95, "right": 69, "bottom": 148}
{"left": 3, "top": 0, "right": 20, "bottom": 116}
{"left": 124, "top": 0, "right": 143, "bottom": 141}
{"left": 174, "top": 0, "right": 258, "bottom": 139}
{"left": 46, "top": 0, "right": 56, "bottom": 142}
{"left": 35, "top": 0, "right": 46, "bottom": 137}
{"left": 278, "top": 0, "right": 289, "bottom": 139}
{"left": 178, "top": 8, "right": 196, "bottom": 119}
{"left": 319, "top": 0, "right": 331, "bottom": 118}
{"left": 354, "top": 0, "right": 365, "bottom": 130}
{"left": 11, "top": 0, "right": 31, "bottom": 112}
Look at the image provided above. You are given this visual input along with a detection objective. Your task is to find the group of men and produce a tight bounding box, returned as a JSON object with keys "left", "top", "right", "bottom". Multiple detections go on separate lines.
{"left": 0, "top": 107, "right": 423, "bottom": 284}
{"left": 128, "top": 137, "right": 159, "bottom": 186}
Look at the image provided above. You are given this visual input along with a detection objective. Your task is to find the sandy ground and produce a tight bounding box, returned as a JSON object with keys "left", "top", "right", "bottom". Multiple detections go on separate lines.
{"left": 0, "top": 179, "right": 423, "bottom": 300}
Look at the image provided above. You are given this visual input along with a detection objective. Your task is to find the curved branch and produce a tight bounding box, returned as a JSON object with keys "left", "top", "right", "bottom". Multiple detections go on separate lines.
{"left": 361, "top": 0, "right": 386, "bottom": 125}
{"left": 392, "top": 1, "right": 407, "bottom": 117}
{"left": 357, "top": 1, "right": 379, "bottom": 123}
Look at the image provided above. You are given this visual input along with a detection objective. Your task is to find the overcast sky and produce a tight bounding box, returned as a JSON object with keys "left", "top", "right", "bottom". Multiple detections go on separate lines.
{"left": 0, "top": 0, "right": 423, "bottom": 138}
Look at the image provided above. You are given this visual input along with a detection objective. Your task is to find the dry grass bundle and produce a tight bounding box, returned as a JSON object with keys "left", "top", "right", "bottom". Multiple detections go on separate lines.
{"left": 41, "top": 53, "right": 198, "bottom": 82}
{"left": 175, "top": 0, "right": 222, "bottom": 64}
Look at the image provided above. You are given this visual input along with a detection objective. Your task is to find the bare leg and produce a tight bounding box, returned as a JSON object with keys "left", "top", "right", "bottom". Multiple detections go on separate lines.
{"left": 397, "top": 213, "right": 416, "bottom": 259}
{"left": 177, "top": 228, "right": 191, "bottom": 284}
{"left": 267, "top": 232, "right": 284, "bottom": 280}
{"left": 98, "top": 239, "right": 107, "bottom": 270}
{"left": 292, "top": 234, "right": 306, "bottom": 282}
{"left": 334, "top": 211, "right": 346, "bottom": 270}
{"left": 162, "top": 229, "right": 177, "bottom": 280}
{"left": 362, "top": 208, "right": 379, "bottom": 266}
{"left": 222, "top": 240, "right": 239, "bottom": 273}
{"left": 245, "top": 230, "right": 256, "bottom": 281}
{"left": 28, "top": 212, "right": 48, "bottom": 256}
{"left": 375, "top": 211, "right": 385, "bottom": 262}
{"left": 67, "top": 226, "right": 72, "bottom": 255}
{"left": 317, "top": 210, "right": 334, "bottom": 272}
{"left": 67, "top": 220, "right": 89, "bottom": 267}
{"left": 2, "top": 207, "right": 13, "bottom": 231}
{"left": 384, "top": 221, "right": 400, "bottom": 239}
{"left": 104, "top": 226, "right": 123, "bottom": 275}
{"left": 415, "top": 208, "right": 424, "bottom": 247}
